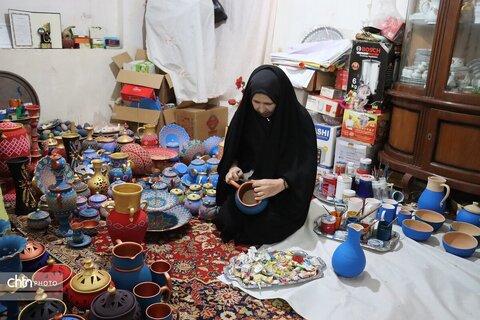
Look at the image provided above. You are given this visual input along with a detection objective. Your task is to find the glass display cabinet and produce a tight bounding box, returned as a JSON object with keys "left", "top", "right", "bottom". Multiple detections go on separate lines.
{"left": 379, "top": 0, "right": 480, "bottom": 196}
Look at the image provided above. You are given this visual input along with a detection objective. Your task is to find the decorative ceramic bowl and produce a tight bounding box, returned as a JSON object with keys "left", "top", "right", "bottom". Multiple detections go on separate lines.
{"left": 82, "top": 220, "right": 100, "bottom": 236}
{"left": 402, "top": 219, "right": 433, "bottom": 241}
{"left": 450, "top": 221, "right": 480, "bottom": 246}
{"left": 442, "top": 231, "right": 478, "bottom": 257}
{"left": 415, "top": 209, "right": 445, "bottom": 231}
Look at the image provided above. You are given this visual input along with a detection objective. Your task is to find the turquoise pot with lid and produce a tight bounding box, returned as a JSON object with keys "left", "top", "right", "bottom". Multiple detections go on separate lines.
{"left": 456, "top": 202, "right": 480, "bottom": 227}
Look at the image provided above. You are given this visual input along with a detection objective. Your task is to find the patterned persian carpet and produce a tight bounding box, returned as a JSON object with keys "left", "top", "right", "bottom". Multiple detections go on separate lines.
{"left": 12, "top": 215, "right": 303, "bottom": 319}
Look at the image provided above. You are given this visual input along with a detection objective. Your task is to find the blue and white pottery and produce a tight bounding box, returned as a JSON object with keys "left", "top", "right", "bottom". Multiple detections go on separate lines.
{"left": 206, "top": 157, "right": 220, "bottom": 173}
{"left": 417, "top": 176, "right": 450, "bottom": 214}
{"left": 456, "top": 202, "right": 480, "bottom": 227}
{"left": 331, "top": 223, "right": 366, "bottom": 278}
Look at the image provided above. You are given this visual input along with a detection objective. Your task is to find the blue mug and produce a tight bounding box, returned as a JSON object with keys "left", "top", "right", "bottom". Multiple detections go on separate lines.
{"left": 397, "top": 209, "right": 412, "bottom": 226}
{"left": 150, "top": 261, "right": 172, "bottom": 290}
{"left": 357, "top": 175, "right": 374, "bottom": 199}
{"left": 376, "top": 221, "right": 392, "bottom": 241}
{"left": 133, "top": 282, "right": 171, "bottom": 312}
{"left": 377, "top": 204, "right": 396, "bottom": 222}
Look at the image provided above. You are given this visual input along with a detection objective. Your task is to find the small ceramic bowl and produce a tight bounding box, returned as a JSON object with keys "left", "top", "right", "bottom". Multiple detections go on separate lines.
{"left": 82, "top": 220, "right": 100, "bottom": 236}
{"left": 402, "top": 219, "right": 433, "bottom": 241}
{"left": 450, "top": 222, "right": 480, "bottom": 247}
{"left": 415, "top": 209, "right": 445, "bottom": 231}
{"left": 442, "top": 231, "right": 478, "bottom": 258}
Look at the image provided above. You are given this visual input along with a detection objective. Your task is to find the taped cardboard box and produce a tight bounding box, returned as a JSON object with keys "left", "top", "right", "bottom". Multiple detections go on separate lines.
{"left": 164, "top": 105, "right": 228, "bottom": 141}
{"left": 111, "top": 50, "right": 175, "bottom": 104}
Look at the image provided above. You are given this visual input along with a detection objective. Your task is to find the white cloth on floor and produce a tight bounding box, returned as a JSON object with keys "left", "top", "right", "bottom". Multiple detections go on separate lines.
{"left": 218, "top": 199, "right": 480, "bottom": 320}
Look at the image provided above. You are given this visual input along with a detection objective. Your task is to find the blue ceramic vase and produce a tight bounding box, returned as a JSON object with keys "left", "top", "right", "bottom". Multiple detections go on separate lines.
{"left": 109, "top": 152, "right": 133, "bottom": 182}
{"left": 332, "top": 223, "right": 366, "bottom": 278}
{"left": 417, "top": 176, "right": 450, "bottom": 214}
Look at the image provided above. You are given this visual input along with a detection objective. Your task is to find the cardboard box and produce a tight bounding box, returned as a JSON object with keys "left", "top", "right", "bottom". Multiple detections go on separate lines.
{"left": 111, "top": 104, "right": 165, "bottom": 133}
{"left": 306, "top": 71, "right": 336, "bottom": 91}
{"left": 341, "top": 109, "right": 390, "bottom": 145}
{"left": 347, "top": 40, "right": 396, "bottom": 107}
{"left": 111, "top": 50, "right": 175, "bottom": 104}
{"left": 334, "top": 137, "right": 381, "bottom": 170}
{"left": 314, "top": 122, "right": 341, "bottom": 169}
{"left": 320, "top": 86, "right": 344, "bottom": 99}
{"left": 306, "top": 94, "right": 344, "bottom": 118}
{"left": 164, "top": 105, "right": 228, "bottom": 141}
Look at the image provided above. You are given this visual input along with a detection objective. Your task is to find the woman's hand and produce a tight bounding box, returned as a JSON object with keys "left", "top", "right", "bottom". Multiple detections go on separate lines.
{"left": 252, "top": 179, "right": 285, "bottom": 201}
{"left": 225, "top": 166, "right": 243, "bottom": 182}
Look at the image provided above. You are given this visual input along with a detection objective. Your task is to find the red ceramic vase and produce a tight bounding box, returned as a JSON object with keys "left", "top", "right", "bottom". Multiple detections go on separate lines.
{"left": 106, "top": 208, "right": 148, "bottom": 244}
{"left": 0, "top": 121, "right": 31, "bottom": 177}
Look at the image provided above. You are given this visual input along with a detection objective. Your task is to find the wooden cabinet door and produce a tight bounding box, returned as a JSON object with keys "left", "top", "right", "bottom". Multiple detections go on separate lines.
{"left": 421, "top": 108, "right": 480, "bottom": 194}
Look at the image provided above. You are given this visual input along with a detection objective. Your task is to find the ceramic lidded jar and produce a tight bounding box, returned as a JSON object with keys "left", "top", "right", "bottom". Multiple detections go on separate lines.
{"left": 184, "top": 193, "right": 202, "bottom": 215}
{"left": 78, "top": 208, "right": 100, "bottom": 221}
{"left": 27, "top": 209, "right": 51, "bottom": 230}
{"left": 76, "top": 196, "right": 88, "bottom": 213}
{"left": 20, "top": 241, "right": 49, "bottom": 272}
{"left": 82, "top": 126, "right": 98, "bottom": 151}
{"left": 32, "top": 256, "right": 74, "bottom": 301}
{"left": 67, "top": 258, "right": 113, "bottom": 310}
{"left": 188, "top": 159, "right": 207, "bottom": 181}
{"left": 96, "top": 136, "right": 116, "bottom": 153}
{"left": 186, "top": 184, "right": 202, "bottom": 196}
{"left": 72, "top": 175, "right": 91, "bottom": 198}
{"left": 199, "top": 189, "right": 218, "bottom": 221}
{"left": 0, "top": 121, "right": 31, "bottom": 177}
{"left": 88, "top": 193, "right": 108, "bottom": 210}
{"left": 206, "top": 157, "right": 220, "bottom": 173}
{"left": 116, "top": 132, "right": 135, "bottom": 150}
{"left": 18, "top": 288, "right": 67, "bottom": 320}
{"left": 90, "top": 286, "right": 142, "bottom": 320}
{"left": 456, "top": 202, "right": 480, "bottom": 227}
{"left": 170, "top": 188, "right": 185, "bottom": 204}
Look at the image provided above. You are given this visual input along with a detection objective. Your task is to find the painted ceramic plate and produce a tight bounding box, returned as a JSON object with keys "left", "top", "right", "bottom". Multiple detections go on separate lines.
{"left": 141, "top": 190, "right": 178, "bottom": 212}
{"left": 159, "top": 124, "right": 190, "bottom": 149}
{"left": 146, "top": 204, "right": 192, "bottom": 232}
{"left": 34, "top": 156, "right": 75, "bottom": 194}
{"left": 147, "top": 148, "right": 178, "bottom": 161}
{"left": 181, "top": 140, "right": 206, "bottom": 164}
{"left": 203, "top": 136, "right": 223, "bottom": 155}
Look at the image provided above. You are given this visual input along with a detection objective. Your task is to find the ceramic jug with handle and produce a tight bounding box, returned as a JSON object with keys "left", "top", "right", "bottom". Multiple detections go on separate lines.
{"left": 418, "top": 176, "right": 450, "bottom": 214}
{"left": 137, "top": 124, "right": 158, "bottom": 148}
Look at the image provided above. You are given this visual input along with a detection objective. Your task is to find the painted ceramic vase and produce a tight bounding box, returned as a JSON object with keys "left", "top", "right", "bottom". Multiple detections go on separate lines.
{"left": 82, "top": 127, "right": 98, "bottom": 150}
{"left": 456, "top": 202, "right": 480, "bottom": 227}
{"left": 53, "top": 136, "right": 67, "bottom": 158}
{"left": 137, "top": 124, "right": 159, "bottom": 148}
{"left": 109, "top": 240, "right": 152, "bottom": 292}
{"left": 418, "top": 176, "right": 450, "bottom": 214}
{"left": 87, "top": 159, "right": 110, "bottom": 195}
{"left": 0, "top": 121, "right": 31, "bottom": 177}
{"left": 106, "top": 183, "right": 148, "bottom": 244}
{"left": 6, "top": 157, "right": 37, "bottom": 215}
{"left": 332, "top": 223, "right": 366, "bottom": 278}
{"left": 184, "top": 193, "right": 202, "bottom": 215}
{"left": 109, "top": 152, "right": 133, "bottom": 182}
{"left": 46, "top": 154, "right": 77, "bottom": 237}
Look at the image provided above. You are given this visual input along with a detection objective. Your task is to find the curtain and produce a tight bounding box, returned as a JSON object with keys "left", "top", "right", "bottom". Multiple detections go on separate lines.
{"left": 145, "top": 0, "right": 278, "bottom": 106}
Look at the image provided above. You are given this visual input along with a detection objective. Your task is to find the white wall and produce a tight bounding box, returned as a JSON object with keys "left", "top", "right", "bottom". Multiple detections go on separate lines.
{"left": 0, "top": 0, "right": 145, "bottom": 126}
{"left": 272, "top": 0, "right": 409, "bottom": 52}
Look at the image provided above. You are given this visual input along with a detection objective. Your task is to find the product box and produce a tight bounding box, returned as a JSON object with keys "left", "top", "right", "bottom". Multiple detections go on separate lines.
{"left": 335, "top": 68, "right": 349, "bottom": 91}
{"left": 306, "top": 94, "right": 344, "bottom": 118}
{"left": 90, "top": 38, "right": 105, "bottom": 49}
{"left": 341, "top": 109, "right": 390, "bottom": 145}
{"left": 334, "top": 137, "right": 382, "bottom": 170}
{"left": 120, "top": 84, "right": 155, "bottom": 103}
{"left": 111, "top": 50, "right": 175, "bottom": 104}
{"left": 314, "top": 122, "right": 341, "bottom": 169}
{"left": 320, "top": 86, "right": 344, "bottom": 99}
{"left": 164, "top": 105, "right": 228, "bottom": 140}
{"left": 74, "top": 36, "right": 90, "bottom": 49}
{"left": 347, "top": 40, "right": 396, "bottom": 107}
{"left": 306, "top": 71, "right": 336, "bottom": 91}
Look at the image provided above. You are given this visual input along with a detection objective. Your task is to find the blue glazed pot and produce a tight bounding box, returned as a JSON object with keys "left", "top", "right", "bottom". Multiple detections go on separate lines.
{"left": 229, "top": 180, "right": 268, "bottom": 215}
{"left": 206, "top": 157, "right": 220, "bottom": 174}
{"left": 187, "top": 159, "right": 207, "bottom": 181}
{"left": 26, "top": 209, "right": 51, "bottom": 230}
{"left": 208, "top": 172, "right": 219, "bottom": 188}
{"left": 110, "top": 263, "right": 152, "bottom": 292}
{"left": 0, "top": 235, "right": 27, "bottom": 272}
{"left": 184, "top": 194, "right": 202, "bottom": 215}
{"left": 111, "top": 240, "right": 145, "bottom": 271}
{"left": 456, "top": 202, "right": 480, "bottom": 227}
{"left": 417, "top": 176, "right": 450, "bottom": 214}
{"left": 332, "top": 223, "right": 366, "bottom": 278}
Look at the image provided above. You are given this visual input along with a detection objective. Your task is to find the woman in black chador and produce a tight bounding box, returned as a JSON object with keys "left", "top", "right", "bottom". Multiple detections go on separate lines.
{"left": 214, "top": 65, "right": 317, "bottom": 245}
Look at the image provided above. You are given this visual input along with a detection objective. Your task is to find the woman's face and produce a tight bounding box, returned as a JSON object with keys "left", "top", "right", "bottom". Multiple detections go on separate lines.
{"left": 252, "top": 93, "right": 276, "bottom": 118}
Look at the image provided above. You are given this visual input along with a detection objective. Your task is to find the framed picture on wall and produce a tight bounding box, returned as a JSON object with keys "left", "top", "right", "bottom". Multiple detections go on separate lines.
{"left": 9, "top": 9, "right": 62, "bottom": 49}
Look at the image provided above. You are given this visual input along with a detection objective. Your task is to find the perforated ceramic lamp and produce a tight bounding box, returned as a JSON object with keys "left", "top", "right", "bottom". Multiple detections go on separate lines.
{"left": 18, "top": 288, "right": 67, "bottom": 320}
{"left": 89, "top": 286, "right": 142, "bottom": 320}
